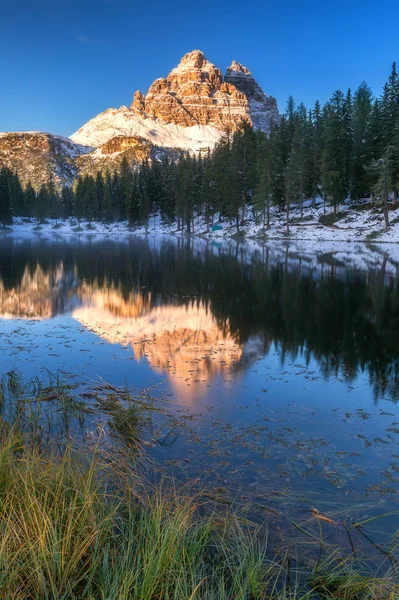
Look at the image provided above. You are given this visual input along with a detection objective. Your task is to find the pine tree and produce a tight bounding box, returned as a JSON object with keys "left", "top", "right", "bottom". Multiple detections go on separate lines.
{"left": 24, "top": 181, "right": 36, "bottom": 221}
{"left": 132, "top": 164, "right": 150, "bottom": 229}
{"left": 254, "top": 165, "right": 271, "bottom": 228}
{"left": 343, "top": 88, "right": 354, "bottom": 200}
{"left": 268, "top": 120, "right": 285, "bottom": 213}
{"left": 95, "top": 172, "right": 105, "bottom": 221}
{"left": 119, "top": 156, "right": 133, "bottom": 221}
{"left": 159, "top": 158, "right": 176, "bottom": 224}
{"left": 82, "top": 175, "right": 97, "bottom": 223}
{"left": 128, "top": 171, "right": 140, "bottom": 225}
{"left": 381, "top": 63, "right": 399, "bottom": 205}
{"left": 309, "top": 100, "right": 324, "bottom": 207}
{"left": 73, "top": 176, "right": 85, "bottom": 222}
{"left": 9, "top": 171, "right": 25, "bottom": 216}
{"left": 212, "top": 136, "right": 232, "bottom": 220}
{"left": 321, "top": 90, "right": 350, "bottom": 213}
{"left": 369, "top": 144, "right": 395, "bottom": 231}
{"left": 36, "top": 183, "right": 49, "bottom": 223}
{"left": 47, "top": 174, "right": 59, "bottom": 219}
{"left": 0, "top": 169, "right": 12, "bottom": 226}
{"left": 351, "top": 82, "right": 373, "bottom": 202}
{"left": 285, "top": 135, "right": 304, "bottom": 233}
{"left": 61, "top": 185, "right": 74, "bottom": 218}
{"left": 364, "top": 99, "right": 384, "bottom": 201}
{"left": 103, "top": 172, "right": 113, "bottom": 223}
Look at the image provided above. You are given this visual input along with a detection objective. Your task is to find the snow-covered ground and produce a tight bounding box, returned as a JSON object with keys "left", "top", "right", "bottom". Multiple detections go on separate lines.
{"left": 5, "top": 199, "right": 398, "bottom": 242}
{"left": 3, "top": 200, "right": 399, "bottom": 276}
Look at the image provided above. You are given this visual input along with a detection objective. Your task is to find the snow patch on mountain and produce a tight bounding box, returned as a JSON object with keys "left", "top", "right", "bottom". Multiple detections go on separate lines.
{"left": 70, "top": 106, "right": 224, "bottom": 152}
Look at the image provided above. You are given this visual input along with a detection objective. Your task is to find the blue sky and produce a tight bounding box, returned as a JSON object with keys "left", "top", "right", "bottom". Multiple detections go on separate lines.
{"left": 1, "top": 0, "right": 398, "bottom": 137}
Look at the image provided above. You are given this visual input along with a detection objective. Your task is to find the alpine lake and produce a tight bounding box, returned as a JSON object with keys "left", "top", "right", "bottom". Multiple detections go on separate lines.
{"left": 1, "top": 234, "right": 399, "bottom": 561}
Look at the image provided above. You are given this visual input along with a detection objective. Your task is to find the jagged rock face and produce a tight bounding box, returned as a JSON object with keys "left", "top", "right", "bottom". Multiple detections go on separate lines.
{"left": 0, "top": 50, "right": 280, "bottom": 186}
{"left": 72, "top": 50, "right": 280, "bottom": 161}
{"left": 98, "top": 135, "right": 152, "bottom": 156}
{"left": 224, "top": 61, "right": 280, "bottom": 131}
{"left": 130, "top": 50, "right": 251, "bottom": 131}
{"left": 75, "top": 135, "right": 181, "bottom": 178}
{"left": 0, "top": 132, "right": 91, "bottom": 189}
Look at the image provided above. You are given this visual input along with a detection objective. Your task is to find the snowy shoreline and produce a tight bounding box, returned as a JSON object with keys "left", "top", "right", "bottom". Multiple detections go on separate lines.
{"left": 2, "top": 209, "right": 399, "bottom": 278}
{"left": 2, "top": 199, "right": 399, "bottom": 245}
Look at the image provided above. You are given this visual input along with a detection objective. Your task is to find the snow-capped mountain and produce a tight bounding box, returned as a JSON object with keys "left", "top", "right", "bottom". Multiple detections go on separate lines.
{"left": 71, "top": 50, "right": 280, "bottom": 153}
{"left": 0, "top": 50, "right": 280, "bottom": 186}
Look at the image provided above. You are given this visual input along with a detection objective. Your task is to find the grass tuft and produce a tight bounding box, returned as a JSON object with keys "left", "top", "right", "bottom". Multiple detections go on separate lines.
{"left": 0, "top": 371, "right": 398, "bottom": 599}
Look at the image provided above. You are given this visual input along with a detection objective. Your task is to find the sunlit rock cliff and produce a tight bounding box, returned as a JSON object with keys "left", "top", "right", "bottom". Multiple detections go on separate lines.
{"left": 0, "top": 50, "right": 280, "bottom": 184}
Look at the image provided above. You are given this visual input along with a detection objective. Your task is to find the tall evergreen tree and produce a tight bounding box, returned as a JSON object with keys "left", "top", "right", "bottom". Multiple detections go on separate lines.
{"left": 36, "top": 183, "right": 49, "bottom": 223}
{"left": 61, "top": 185, "right": 74, "bottom": 218}
{"left": 0, "top": 169, "right": 12, "bottom": 226}
{"left": 24, "top": 181, "right": 36, "bottom": 221}
{"left": 351, "top": 82, "right": 373, "bottom": 202}
{"left": 321, "top": 90, "right": 350, "bottom": 213}
{"left": 369, "top": 144, "right": 395, "bottom": 231}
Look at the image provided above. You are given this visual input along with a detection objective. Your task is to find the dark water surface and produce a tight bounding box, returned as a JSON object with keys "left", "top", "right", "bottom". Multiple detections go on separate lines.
{"left": 1, "top": 235, "right": 399, "bottom": 549}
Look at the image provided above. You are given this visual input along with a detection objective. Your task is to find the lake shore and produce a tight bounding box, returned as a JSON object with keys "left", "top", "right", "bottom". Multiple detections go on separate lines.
{"left": 2, "top": 199, "right": 399, "bottom": 246}
{"left": 3, "top": 208, "right": 399, "bottom": 279}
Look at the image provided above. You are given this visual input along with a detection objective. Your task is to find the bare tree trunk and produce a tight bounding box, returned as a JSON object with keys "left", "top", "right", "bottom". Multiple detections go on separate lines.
{"left": 286, "top": 201, "right": 290, "bottom": 235}
{"left": 384, "top": 201, "right": 390, "bottom": 232}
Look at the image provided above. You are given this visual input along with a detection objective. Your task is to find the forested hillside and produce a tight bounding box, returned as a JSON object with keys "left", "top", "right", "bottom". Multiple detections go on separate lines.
{"left": 1, "top": 63, "right": 398, "bottom": 233}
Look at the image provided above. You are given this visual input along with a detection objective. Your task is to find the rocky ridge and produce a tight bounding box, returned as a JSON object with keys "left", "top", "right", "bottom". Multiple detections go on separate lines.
{"left": 130, "top": 50, "right": 251, "bottom": 130}
{"left": 0, "top": 50, "right": 280, "bottom": 186}
{"left": 0, "top": 132, "right": 92, "bottom": 188}
{"left": 224, "top": 61, "right": 280, "bottom": 131}
{"left": 72, "top": 50, "right": 280, "bottom": 150}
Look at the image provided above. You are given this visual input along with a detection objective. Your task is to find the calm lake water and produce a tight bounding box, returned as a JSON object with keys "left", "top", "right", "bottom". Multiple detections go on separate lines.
{"left": 1, "top": 235, "right": 399, "bottom": 549}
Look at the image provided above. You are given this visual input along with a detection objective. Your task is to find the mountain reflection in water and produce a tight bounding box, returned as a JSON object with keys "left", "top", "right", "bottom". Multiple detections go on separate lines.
{"left": 74, "top": 294, "right": 263, "bottom": 400}
{"left": 0, "top": 237, "right": 399, "bottom": 401}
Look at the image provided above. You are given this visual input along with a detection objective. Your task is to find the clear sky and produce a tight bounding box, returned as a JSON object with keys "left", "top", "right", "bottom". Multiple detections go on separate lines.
{"left": 1, "top": 0, "right": 398, "bottom": 137}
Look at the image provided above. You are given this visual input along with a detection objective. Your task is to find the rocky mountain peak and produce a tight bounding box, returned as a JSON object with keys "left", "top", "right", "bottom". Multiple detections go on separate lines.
{"left": 171, "top": 49, "right": 210, "bottom": 72}
{"left": 128, "top": 50, "right": 280, "bottom": 132}
{"left": 1, "top": 51, "right": 281, "bottom": 185}
{"left": 224, "top": 58, "right": 280, "bottom": 131}
{"left": 132, "top": 90, "right": 145, "bottom": 115}
{"left": 226, "top": 61, "right": 252, "bottom": 78}
{"left": 73, "top": 49, "right": 281, "bottom": 163}
{"left": 130, "top": 49, "right": 250, "bottom": 130}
